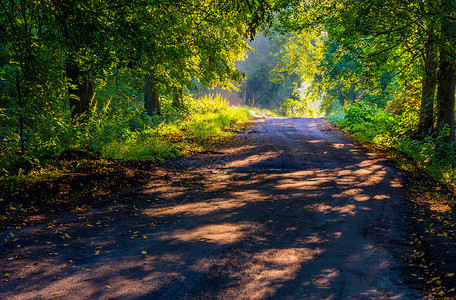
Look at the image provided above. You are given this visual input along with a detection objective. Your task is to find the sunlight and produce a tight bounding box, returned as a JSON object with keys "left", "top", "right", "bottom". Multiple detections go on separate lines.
{"left": 224, "top": 151, "right": 281, "bottom": 168}
{"left": 142, "top": 198, "right": 248, "bottom": 218}
{"left": 14, "top": 254, "right": 184, "bottom": 299}
{"left": 307, "top": 203, "right": 358, "bottom": 216}
{"left": 311, "top": 268, "right": 340, "bottom": 289}
{"left": 233, "top": 248, "right": 324, "bottom": 299}
{"left": 164, "top": 223, "right": 261, "bottom": 244}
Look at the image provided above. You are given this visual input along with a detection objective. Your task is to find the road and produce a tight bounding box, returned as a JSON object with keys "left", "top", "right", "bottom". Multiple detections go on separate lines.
{"left": 1, "top": 118, "right": 422, "bottom": 299}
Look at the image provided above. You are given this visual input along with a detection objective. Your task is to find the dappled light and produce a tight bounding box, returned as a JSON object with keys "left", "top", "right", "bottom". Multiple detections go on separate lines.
{"left": 1, "top": 118, "right": 418, "bottom": 299}
{"left": 165, "top": 223, "right": 259, "bottom": 245}
{"left": 2, "top": 0, "right": 456, "bottom": 296}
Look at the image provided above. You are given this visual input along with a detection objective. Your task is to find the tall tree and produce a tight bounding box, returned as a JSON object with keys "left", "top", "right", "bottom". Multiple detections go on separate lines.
{"left": 276, "top": 0, "right": 456, "bottom": 140}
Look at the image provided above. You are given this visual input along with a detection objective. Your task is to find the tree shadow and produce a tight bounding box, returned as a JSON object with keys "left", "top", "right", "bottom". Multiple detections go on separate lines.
{"left": 0, "top": 118, "right": 419, "bottom": 299}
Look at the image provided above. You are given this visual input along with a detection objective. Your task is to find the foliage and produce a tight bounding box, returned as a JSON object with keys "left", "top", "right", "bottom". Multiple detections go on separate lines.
{"left": 337, "top": 102, "right": 456, "bottom": 188}
{"left": 105, "top": 94, "right": 252, "bottom": 160}
{"left": 0, "top": 89, "right": 251, "bottom": 177}
{"left": 0, "top": 0, "right": 276, "bottom": 177}
{"left": 235, "top": 33, "right": 301, "bottom": 109}
{"left": 280, "top": 92, "right": 317, "bottom": 117}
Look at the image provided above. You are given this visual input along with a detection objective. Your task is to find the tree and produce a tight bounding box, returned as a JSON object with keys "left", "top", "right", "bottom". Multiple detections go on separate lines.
{"left": 276, "top": 0, "right": 456, "bottom": 141}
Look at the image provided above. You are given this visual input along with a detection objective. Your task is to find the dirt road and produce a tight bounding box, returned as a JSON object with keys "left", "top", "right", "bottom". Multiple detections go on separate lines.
{"left": 1, "top": 118, "right": 422, "bottom": 299}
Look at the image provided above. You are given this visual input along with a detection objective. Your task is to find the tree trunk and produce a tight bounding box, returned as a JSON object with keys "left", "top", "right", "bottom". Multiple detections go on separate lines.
{"left": 144, "top": 73, "right": 160, "bottom": 116}
{"left": 66, "top": 61, "right": 93, "bottom": 122}
{"left": 436, "top": 46, "right": 456, "bottom": 143}
{"left": 418, "top": 41, "right": 438, "bottom": 136}
{"left": 15, "top": 76, "right": 25, "bottom": 153}
{"left": 172, "top": 88, "right": 184, "bottom": 109}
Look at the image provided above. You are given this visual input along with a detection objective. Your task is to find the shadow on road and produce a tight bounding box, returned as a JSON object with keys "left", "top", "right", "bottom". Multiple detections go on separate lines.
{"left": 0, "top": 118, "right": 418, "bottom": 299}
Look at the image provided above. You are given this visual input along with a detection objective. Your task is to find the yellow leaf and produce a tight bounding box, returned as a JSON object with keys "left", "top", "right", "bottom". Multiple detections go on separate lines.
{"left": 446, "top": 273, "right": 455, "bottom": 277}
{"left": 141, "top": 251, "right": 147, "bottom": 255}
{"left": 142, "top": 235, "right": 148, "bottom": 239}
{"left": 105, "top": 285, "right": 111, "bottom": 289}
{"left": 3, "top": 273, "right": 10, "bottom": 278}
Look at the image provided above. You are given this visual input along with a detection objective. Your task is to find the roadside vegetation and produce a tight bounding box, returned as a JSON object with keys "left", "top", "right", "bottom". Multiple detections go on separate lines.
{"left": 328, "top": 103, "right": 456, "bottom": 191}
{"left": 0, "top": 93, "right": 251, "bottom": 189}
{"left": 3, "top": 1, "right": 456, "bottom": 297}
{"left": 3, "top": 1, "right": 456, "bottom": 208}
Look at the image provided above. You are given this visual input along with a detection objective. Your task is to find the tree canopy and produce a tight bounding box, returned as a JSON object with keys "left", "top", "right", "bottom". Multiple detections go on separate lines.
{"left": 2, "top": 0, "right": 456, "bottom": 176}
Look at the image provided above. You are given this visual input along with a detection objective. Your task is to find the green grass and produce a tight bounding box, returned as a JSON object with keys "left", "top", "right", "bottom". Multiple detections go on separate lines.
{"left": 0, "top": 93, "right": 253, "bottom": 192}
{"left": 99, "top": 94, "right": 252, "bottom": 160}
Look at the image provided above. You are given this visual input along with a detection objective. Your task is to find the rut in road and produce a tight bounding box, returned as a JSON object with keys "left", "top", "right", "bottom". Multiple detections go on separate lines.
{"left": 1, "top": 118, "right": 421, "bottom": 299}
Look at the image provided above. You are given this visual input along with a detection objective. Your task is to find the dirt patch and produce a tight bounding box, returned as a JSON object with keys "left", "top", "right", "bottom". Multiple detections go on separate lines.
{"left": 0, "top": 160, "right": 158, "bottom": 229}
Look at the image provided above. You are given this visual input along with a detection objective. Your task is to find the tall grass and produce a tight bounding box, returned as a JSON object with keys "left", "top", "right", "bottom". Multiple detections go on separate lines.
{"left": 0, "top": 93, "right": 252, "bottom": 180}
{"left": 102, "top": 94, "right": 251, "bottom": 160}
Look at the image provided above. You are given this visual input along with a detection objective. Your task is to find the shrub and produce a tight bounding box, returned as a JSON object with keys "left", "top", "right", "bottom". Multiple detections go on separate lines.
{"left": 334, "top": 101, "right": 456, "bottom": 188}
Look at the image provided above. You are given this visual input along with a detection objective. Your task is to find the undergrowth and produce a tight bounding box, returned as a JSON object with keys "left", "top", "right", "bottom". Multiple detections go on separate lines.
{"left": 329, "top": 102, "right": 456, "bottom": 191}
{"left": 0, "top": 94, "right": 252, "bottom": 191}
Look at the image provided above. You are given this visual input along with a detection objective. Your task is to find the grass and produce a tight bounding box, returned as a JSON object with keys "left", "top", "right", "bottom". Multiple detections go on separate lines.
{"left": 0, "top": 94, "right": 253, "bottom": 193}
{"left": 102, "top": 94, "right": 252, "bottom": 160}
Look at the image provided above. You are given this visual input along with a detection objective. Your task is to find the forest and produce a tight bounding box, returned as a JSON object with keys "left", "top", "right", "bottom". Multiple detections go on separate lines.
{"left": 1, "top": 0, "right": 456, "bottom": 189}
{"left": 3, "top": 1, "right": 456, "bottom": 298}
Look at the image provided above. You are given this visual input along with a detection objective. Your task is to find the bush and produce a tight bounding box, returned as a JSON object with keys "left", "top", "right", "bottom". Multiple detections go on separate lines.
{"left": 0, "top": 92, "right": 251, "bottom": 177}
{"left": 334, "top": 101, "right": 456, "bottom": 188}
